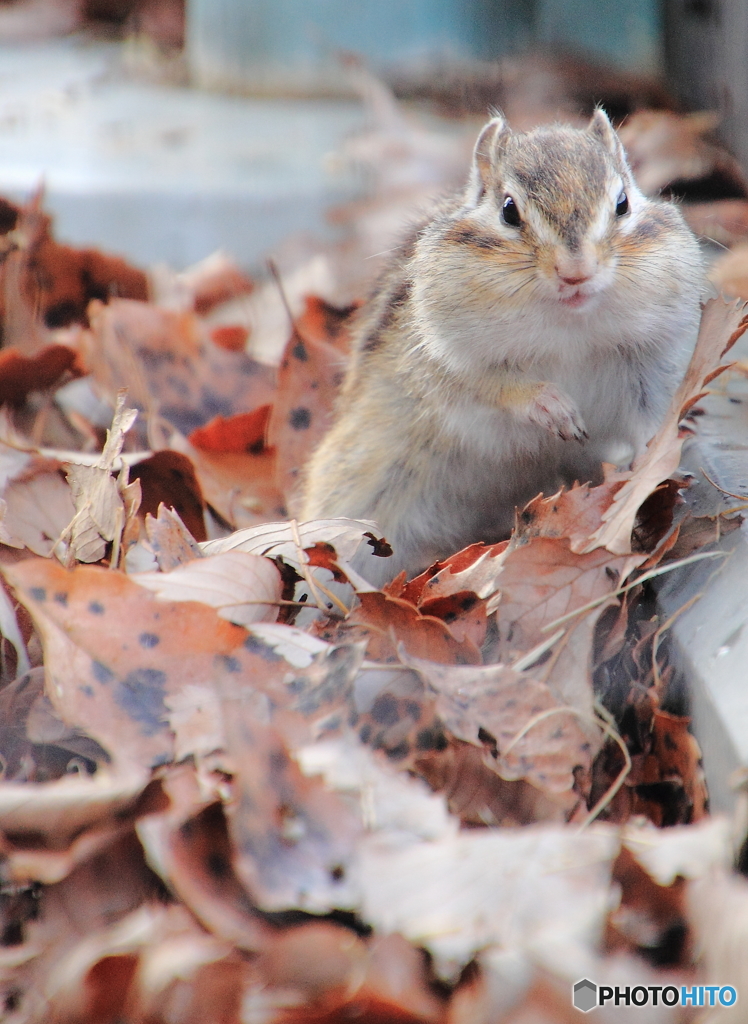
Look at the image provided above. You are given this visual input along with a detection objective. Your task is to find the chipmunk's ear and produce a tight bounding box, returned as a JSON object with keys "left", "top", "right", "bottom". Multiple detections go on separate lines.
{"left": 588, "top": 107, "right": 627, "bottom": 166}
{"left": 467, "top": 114, "right": 511, "bottom": 204}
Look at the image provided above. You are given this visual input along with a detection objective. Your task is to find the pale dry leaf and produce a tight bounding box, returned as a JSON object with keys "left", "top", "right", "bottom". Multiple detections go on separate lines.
{"left": 622, "top": 816, "right": 733, "bottom": 886}
{"left": 237, "top": 253, "right": 337, "bottom": 366}
{"left": 117, "top": 461, "right": 143, "bottom": 563}
{"left": 358, "top": 825, "right": 619, "bottom": 981}
{"left": 133, "top": 550, "right": 282, "bottom": 626}
{"left": 145, "top": 504, "right": 203, "bottom": 571}
{"left": 165, "top": 684, "right": 224, "bottom": 762}
{"left": 201, "top": 517, "right": 382, "bottom": 565}
{"left": 687, "top": 873, "right": 748, "bottom": 1024}
{"left": 245, "top": 623, "right": 330, "bottom": 668}
{"left": 583, "top": 297, "right": 748, "bottom": 555}
{"left": 64, "top": 391, "right": 138, "bottom": 563}
{"left": 221, "top": 693, "right": 363, "bottom": 913}
{"left": 150, "top": 249, "right": 253, "bottom": 314}
{"left": 296, "top": 735, "right": 454, "bottom": 842}
{"left": 1, "top": 817, "right": 131, "bottom": 887}
{"left": 0, "top": 440, "right": 75, "bottom": 556}
{"left": 0, "top": 765, "right": 147, "bottom": 847}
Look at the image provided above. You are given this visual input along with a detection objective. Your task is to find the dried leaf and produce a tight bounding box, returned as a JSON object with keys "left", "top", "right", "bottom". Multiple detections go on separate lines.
{"left": 346, "top": 590, "right": 481, "bottom": 665}
{"left": 267, "top": 330, "right": 347, "bottom": 508}
{"left": 202, "top": 517, "right": 385, "bottom": 572}
{"left": 144, "top": 504, "right": 202, "bottom": 571}
{"left": 358, "top": 825, "right": 619, "bottom": 980}
{"left": 83, "top": 299, "right": 276, "bottom": 440}
{"left": 0, "top": 443, "right": 75, "bottom": 556}
{"left": 1, "top": 558, "right": 247, "bottom": 771}
{"left": 171, "top": 435, "right": 286, "bottom": 530}
{"left": 133, "top": 551, "right": 283, "bottom": 627}
{"left": 189, "top": 405, "right": 271, "bottom": 454}
{"left": 0, "top": 344, "right": 80, "bottom": 406}
{"left": 404, "top": 654, "right": 596, "bottom": 797}
{"left": 64, "top": 392, "right": 138, "bottom": 563}
{"left": 128, "top": 449, "right": 207, "bottom": 543}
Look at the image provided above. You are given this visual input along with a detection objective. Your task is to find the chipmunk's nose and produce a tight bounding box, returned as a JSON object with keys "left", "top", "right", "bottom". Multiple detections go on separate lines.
{"left": 554, "top": 252, "right": 598, "bottom": 286}
{"left": 557, "top": 272, "right": 590, "bottom": 285}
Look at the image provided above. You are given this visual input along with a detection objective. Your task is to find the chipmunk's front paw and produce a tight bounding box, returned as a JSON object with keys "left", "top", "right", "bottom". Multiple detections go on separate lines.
{"left": 527, "top": 384, "right": 587, "bottom": 442}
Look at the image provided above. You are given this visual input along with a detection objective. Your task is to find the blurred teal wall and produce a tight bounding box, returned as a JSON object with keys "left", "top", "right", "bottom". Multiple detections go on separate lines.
{"left": 537, "top": 0, "right": 661, "bottom": 71}
{"left": 187, "top": 0, "right": 661, "bottom": 95}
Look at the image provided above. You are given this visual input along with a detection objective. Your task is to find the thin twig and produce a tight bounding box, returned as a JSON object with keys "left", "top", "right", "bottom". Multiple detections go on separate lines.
{"left": 700, "top": 465, "right": 748, "bottom": 501}
{"left": 495, "top": 701, "right": 632, "bottom": 830}
{"left": 289, "top": 518, "right": 349, "bottom": 616}
{"left": 511, "top": 628, "right": 566, "bottom": 671}
{"left": 576, "top": 707, "right": 632, "bottom": 831}
{"left": 267, "top": 258, "right": 298, "bottom": 334}
{"left": 540, "top": 549, "right": 727, "bottom": 634}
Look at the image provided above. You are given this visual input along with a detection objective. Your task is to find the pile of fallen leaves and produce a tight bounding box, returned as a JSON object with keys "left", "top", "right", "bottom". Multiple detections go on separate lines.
{"left": 3, "top": 72, "right": 748, "bottom": 1024}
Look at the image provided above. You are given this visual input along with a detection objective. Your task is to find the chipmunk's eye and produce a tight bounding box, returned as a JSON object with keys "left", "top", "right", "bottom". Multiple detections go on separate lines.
{"left": 615, "top": 190, "right": 629, "bottom": 216}
{"left": 502, "top": 195, "right": 521, "bottom": 227}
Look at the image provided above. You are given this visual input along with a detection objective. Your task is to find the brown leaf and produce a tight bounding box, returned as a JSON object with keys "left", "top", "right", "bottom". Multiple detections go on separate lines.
{"left": 619, "top": 109, "right": 745, "bottom": 196}
{"left": 82, "top": 299, "right": 276, "bottom": 440}
{"left": 404, "top": 654, "right": 595, "bottom": 798}
{"left": 0, "top": 344, "right": 80, "bottom": 406}
{"left": 209, "top": 323, "right": 250, "bottom": 351}
{"left": 295, "top": 294, "right": 361, "bottom": 352}
{"left": 0, "top": 192, "right": 146, "bottom": 350}
{"left": 189, "top": 404, "right": 271, "bottom": 455}
{"left": 709, "top": 240, "right": 748, "bottom": 299}
{"left": 482, "top": 536, "right": 631, "bottom": 719}
{"left": 514, "top": 476, "right": 626, "bottom": 553}
{"left": 129, "top": 449, "right": 207, "bottom": 543}
{"left": 267, "top": 330, "right": 347, "bottom": 509}
{"left": 415, "top": 741, "right": 570, "bottom": 826}
{"left": 136, "top": 764, "right": 272, "bottom": 952}
{"left": 1, "top": 558, "right": 247, "bottom": 771}
{"left": 173, "top": 437, "right": 286, "bottom": 529}
{"left": 346, "top": 590, "right": 481, "bottom": 665}
{"left": 629, "top": 710, "right": 708, "bottom": 826}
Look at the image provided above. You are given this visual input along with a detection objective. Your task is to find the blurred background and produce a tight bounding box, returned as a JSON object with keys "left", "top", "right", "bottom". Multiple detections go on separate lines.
{"left": 0, "top": 0, "right": 744, "bottom": 298}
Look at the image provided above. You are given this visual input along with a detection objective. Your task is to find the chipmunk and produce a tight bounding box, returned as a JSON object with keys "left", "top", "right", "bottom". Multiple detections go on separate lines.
{"left": 301, "top": 109, "right": 704, "bottom": 586}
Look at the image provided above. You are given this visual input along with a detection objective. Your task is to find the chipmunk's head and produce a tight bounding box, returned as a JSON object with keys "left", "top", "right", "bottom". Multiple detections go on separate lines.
{"left": 458, "top": 108, "right": 651, "bottom": 311}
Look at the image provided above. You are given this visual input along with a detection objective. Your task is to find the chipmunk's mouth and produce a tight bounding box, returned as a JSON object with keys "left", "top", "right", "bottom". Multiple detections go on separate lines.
{"left": 558, "top": 290, "right": 590, "bottom": 308}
